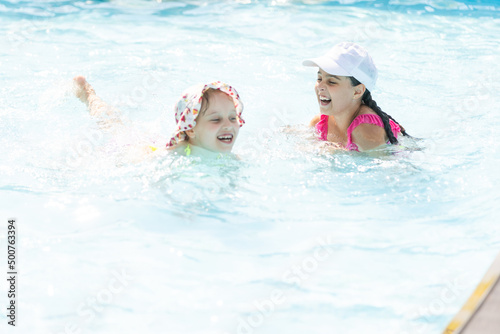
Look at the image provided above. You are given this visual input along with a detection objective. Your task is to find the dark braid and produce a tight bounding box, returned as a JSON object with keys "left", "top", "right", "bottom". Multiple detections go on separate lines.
{"left": 361, "top": 90, "right": 399, "bottom": 144}
{"left": 349, "top": 77, "right": 409, "bottom": 144}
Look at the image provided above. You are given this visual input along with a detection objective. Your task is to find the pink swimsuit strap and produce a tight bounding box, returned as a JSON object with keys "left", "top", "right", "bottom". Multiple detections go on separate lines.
{"left": 346, "top": 114, "right": 400, "bottom": 151}
{"left": 315, "top": 113, "right": 400, "bottom": 151}
{"left": 315, "top": 114, "right": 329, "bottom": 141}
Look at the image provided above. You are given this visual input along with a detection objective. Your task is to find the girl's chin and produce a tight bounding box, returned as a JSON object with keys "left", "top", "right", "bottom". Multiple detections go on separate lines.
{"left": 318, "top": 103, "right": 333, "bottom": 114}
{"left": 217, "top": 148, "right": 233, "bottom": 154}
{"left": 213, "top": 144, "right": 234, "bottom": 153}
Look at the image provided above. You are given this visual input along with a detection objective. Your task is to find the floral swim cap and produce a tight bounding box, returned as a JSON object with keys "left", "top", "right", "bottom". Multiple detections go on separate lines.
{"left": 166, "top": 81, "right": 245, "bottom": 147}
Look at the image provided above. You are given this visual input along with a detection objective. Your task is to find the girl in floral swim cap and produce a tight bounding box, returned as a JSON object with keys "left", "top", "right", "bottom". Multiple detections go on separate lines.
{"left": 73, "top": 76, "right": 245, "bottom": 158}
{"left": 166, "top": 81, "right": 245, "bottom": 157}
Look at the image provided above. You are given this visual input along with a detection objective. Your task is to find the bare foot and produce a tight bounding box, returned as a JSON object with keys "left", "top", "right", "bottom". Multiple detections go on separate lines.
{"left": 73, "top": 75, "right": 96, "bottom": 107}
{"left": 72, "top": 75, "right": 119, "bottom": 119}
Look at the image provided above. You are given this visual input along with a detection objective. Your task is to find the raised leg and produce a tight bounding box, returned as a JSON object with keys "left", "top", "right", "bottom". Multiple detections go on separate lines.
{"left": 73, "top": 75, "right": 120, "bottom": 120}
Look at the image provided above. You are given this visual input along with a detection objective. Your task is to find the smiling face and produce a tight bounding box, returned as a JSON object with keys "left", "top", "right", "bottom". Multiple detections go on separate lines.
{"left": 186, "top": 89, "right": 240, "bottom": 153}
{"left": 315, "top": 68, "right": 361, "bottom": 116}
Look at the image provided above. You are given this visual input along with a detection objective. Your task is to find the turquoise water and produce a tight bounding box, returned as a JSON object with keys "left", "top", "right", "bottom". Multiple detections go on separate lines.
{"left": 1, "top": 0, "right": 500, "bottom": 333}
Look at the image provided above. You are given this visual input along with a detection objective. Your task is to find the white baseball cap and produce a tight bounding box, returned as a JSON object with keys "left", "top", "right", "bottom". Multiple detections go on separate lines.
{"left": 302, "top": 42, "right": 378, "bottom": 92}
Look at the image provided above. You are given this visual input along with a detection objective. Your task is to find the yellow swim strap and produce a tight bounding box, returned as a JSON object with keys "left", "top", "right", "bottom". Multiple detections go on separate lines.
{"left": 149, "top": 146, "right": 157, "bottom": 152}
{"left": 185, "top": 144, "right": 191, "bottom": 156}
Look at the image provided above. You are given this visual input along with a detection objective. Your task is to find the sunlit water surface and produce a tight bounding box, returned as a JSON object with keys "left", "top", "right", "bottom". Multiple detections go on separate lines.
{"left": 1, "top": 1, "right": 500, "bottom": 333}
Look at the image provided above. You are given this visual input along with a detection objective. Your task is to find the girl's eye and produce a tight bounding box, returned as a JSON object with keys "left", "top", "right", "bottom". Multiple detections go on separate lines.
{"left": 230, "top": 117, "right": 237, "bottom": 121}
{"left": 317, "top": 78, "right": 322, "bottom": 82}
{"left": 328, "top": 81, "right": 336, "bottom": 85}
{"left": 211, "top": 119, "right": 220, "bottom": 122}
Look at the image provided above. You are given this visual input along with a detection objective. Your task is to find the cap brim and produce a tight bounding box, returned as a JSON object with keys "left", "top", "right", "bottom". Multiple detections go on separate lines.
{"left": 302, "top": 56, "right": 350, "bottom": 77}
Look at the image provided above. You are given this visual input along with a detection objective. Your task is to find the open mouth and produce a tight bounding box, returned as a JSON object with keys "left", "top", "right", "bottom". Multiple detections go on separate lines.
{"left": 217, "top": 134, "right": 234, "bottom": 144}
{"left": 319, "top": 96, "right": 331, "bottom": 106}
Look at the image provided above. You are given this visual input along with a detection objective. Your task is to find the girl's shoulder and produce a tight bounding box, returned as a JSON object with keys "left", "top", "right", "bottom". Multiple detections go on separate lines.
{"left": 349, "top": 106, "right": 387, "bottom": 151}
{"left": 309, "top": 114, "right": 323, "bottom": 127}
{"left": 357, "top": 105, "right": 379, "bottom": 118}
{"left": 352, "top": 106, "right": 384, "bottom": 128}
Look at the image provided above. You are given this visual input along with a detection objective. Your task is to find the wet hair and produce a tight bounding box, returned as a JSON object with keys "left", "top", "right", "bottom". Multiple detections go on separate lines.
{"left": 349, "top": 77, "right": 409, "bottom": 144}
{"left": 199, "top": 88, "right": 233, "bottom": 115}
{"left": 200, "top": 88, "right": 216, "bottom": 115}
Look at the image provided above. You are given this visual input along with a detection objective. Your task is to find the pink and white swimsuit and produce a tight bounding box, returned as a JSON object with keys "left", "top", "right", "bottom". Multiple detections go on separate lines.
{"left": 315, "top": 113, "right": 401, "bottom": 151}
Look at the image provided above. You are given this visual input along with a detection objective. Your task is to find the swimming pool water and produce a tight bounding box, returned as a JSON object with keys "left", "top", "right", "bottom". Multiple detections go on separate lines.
{"left": 1, "top": 0, "right": 500, "bottom": 333}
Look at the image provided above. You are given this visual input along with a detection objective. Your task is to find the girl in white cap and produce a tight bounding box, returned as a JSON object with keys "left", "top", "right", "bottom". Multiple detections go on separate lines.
{"left": 303, "top": 42, "right": 409, "bottom": 152}
{"left": 73, "top": 76, "right": 245, "bottom": 158}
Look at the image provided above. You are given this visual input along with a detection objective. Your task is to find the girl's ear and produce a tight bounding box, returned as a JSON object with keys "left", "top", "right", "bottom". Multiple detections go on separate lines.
{"left": 353, "top": 84, "right": 366, "bottom": 100}
{"left": 185, "top": 129, "right": 195, "bottom": 138}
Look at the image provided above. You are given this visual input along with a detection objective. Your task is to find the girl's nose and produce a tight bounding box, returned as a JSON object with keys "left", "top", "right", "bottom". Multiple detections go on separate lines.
{"left": 222, "top": 118, "right": 232, "bottom": 129}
